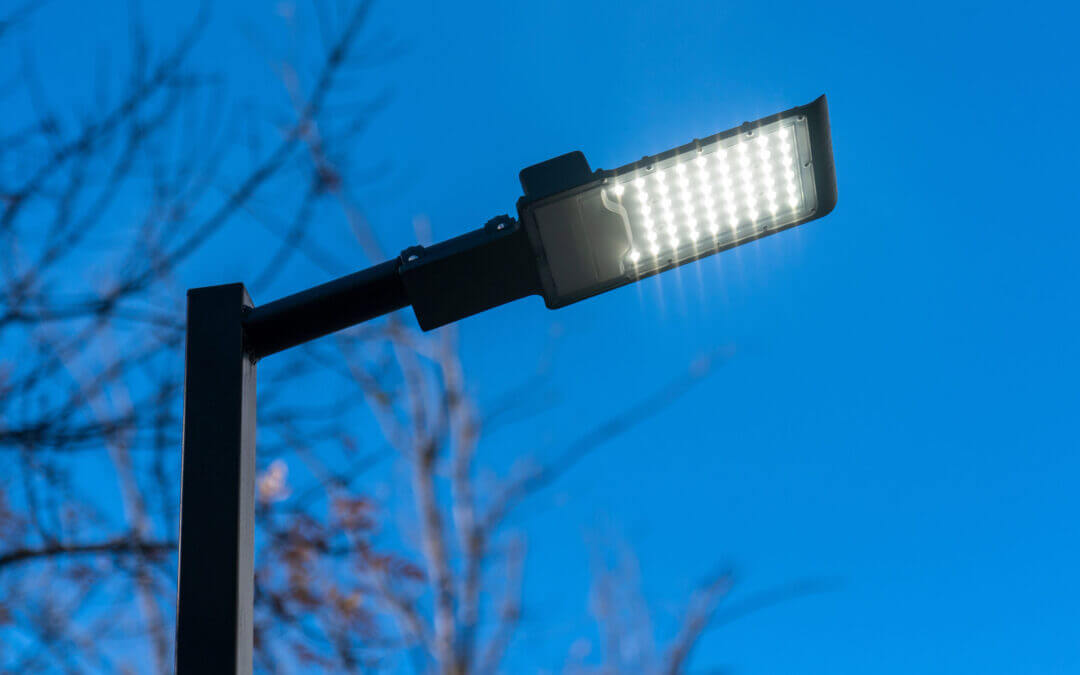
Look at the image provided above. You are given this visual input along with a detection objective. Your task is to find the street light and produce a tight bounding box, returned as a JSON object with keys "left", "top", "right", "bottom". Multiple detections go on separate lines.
{"left": 175, "top": 95, "right": 837, "bottom": 673}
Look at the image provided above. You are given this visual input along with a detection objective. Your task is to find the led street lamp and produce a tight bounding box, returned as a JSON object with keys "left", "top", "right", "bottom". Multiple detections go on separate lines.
{"left": 400, "top": 95, "right": 837, "bottom": 330}
{"left": 177, "top": 94, "right": 839, "bottom": 674}
{"left": 518, "top": 94, "right": 836, "bottom": 308}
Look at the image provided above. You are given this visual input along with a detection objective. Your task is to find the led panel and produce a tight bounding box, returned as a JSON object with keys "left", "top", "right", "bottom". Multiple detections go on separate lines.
{"left": 606, "top": 118, "right": 815, "bottom": 271}
{"left": 518, "top": 95, "right": 837, "bottom": 309}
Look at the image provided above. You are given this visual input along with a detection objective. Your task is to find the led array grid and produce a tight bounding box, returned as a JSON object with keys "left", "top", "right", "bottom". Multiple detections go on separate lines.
{"left": 605, "top": 121, "right": 814, "bottom": 266}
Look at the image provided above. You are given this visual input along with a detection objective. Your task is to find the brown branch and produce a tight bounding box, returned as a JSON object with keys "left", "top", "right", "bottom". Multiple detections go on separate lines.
{"left": 662, "top": 572, "right": 733, "bottom": 675}
{"left": 0, "top": 537, "right": 175, "bottom": 570}
{"left": 0, "top": 0, "right": 52, "bottom": 42}
{"left": 476, "top": 536, "right": 525, "bottom": 675}
{"left": 362, "top": 553, "right": 432, "bottom": 652}
{"left": 705, "top": 577, "right": 841, "bottom": 633}
{"left": 412, "top": 432, "right": 457, "bottom": 671}
{"left": 439, "top": 328, "right": 485, "bottom": 674}
{"left": 394, "top": 333, "right": 458, "bottom": 671}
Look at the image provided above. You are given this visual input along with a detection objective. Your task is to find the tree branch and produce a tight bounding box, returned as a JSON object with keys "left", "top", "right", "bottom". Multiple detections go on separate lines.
{"left": 0, "top": 537, "right": 175, "bottom": 570}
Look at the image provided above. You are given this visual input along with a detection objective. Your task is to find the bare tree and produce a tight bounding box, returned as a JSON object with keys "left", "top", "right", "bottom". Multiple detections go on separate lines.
{"left": 0, "top": 2, "right": 775, "bottom": 672}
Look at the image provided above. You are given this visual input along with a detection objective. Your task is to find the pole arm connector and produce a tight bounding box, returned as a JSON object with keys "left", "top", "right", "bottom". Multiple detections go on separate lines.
{"left": 241, "top": 215, "right": 544, "bottom": 358}
{"left": 399, "top": 215, "right": 542, "bottom": 331}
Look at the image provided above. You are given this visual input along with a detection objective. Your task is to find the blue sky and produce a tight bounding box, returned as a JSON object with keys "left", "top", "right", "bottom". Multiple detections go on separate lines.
{"left": 10, "top": 0, "right": 1080, "bottom": 671}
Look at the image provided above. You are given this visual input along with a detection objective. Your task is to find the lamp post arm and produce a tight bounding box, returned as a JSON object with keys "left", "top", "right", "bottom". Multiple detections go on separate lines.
{"left": 243, "top": 215, "right": 543, "bottom": 358}
{"left": 243, "top": 258, "right": 408, "bottom": 359}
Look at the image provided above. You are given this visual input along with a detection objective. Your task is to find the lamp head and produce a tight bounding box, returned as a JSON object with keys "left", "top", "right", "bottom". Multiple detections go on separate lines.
{"left": 517, "top": 95, "right": 837, "bottom": 308}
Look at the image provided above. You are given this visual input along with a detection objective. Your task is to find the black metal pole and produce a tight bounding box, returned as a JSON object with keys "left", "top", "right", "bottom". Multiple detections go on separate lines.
{"left": 176, "top": 284, "right": 257, "bottom": 675}
{"left": 176, "top": 263, "right": 409, "bottom": 674}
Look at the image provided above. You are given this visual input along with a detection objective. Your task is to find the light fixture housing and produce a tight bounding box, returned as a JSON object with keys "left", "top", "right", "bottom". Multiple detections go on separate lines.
{"left": 517, "top": 95, "right": 837, "bottom": 309}
{"left": 400, "top": 95, "right": 837, "bottom": 330}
